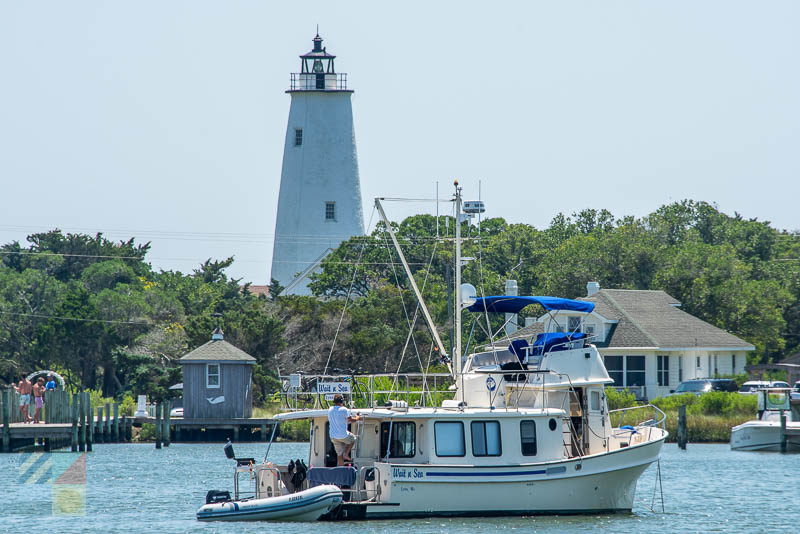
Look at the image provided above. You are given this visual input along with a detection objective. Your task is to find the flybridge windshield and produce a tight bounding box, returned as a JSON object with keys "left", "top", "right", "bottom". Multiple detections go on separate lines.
{"left": 467, "top": 296, "right": 595, "bottom": 314}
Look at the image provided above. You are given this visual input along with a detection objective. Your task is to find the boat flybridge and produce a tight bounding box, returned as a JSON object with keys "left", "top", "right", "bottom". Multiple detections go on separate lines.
{"left": 198, "top": 183, "right": 667, "bottom": 521}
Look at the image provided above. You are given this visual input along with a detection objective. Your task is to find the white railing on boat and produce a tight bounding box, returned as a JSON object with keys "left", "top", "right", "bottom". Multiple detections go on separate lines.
{"left": 278, "top": 372, "right": 454, "bottom": 410}
{"left": 608, "top": 404, "right": 667, "bottom": 444}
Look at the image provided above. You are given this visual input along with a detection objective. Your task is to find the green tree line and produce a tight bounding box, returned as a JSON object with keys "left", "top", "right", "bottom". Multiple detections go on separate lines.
{"left": 0, "top": 200, "right": 798, "bottom": 404}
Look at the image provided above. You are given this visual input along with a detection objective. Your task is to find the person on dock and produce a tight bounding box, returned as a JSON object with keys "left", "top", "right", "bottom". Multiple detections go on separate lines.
{"left": 45, "top": 375, "right": 57, "bottom": 391}
{"left": 32, "top": 377, "right": 45, "bottom": 424}
{"left": 327, "top": 394, "right": 361, "bottom": 466}
{"left": 13, "top": 374, "right": 33, "bottom": 423}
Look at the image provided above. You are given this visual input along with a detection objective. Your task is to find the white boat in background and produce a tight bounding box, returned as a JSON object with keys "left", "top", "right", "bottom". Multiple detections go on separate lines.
{"left": 731, "top": 388, "right": 800, "bottom": 452}
{"left": 199, "top": 184, "right": 668, "bottom": 520}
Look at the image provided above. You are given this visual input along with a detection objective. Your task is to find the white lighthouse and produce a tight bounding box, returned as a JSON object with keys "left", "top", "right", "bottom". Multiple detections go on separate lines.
{"left": 270, "top": 33, "right": 364, "bottom": 295}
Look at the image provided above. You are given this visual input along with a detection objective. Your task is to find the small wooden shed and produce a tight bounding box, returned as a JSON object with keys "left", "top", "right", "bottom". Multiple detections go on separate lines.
{"left": 179, "top": 327, "right": 256, "bottom": 419}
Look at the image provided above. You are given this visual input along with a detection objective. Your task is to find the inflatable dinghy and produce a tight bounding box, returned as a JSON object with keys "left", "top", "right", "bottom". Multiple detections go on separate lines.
{"left": 196, "top": 484, "right": 343, "bottom": 521}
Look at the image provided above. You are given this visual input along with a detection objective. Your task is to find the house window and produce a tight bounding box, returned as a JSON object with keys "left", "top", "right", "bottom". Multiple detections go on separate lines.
{"left": 696, "top": 356, "right": 701, "bottom": 369}
{"left": 206, "top": 364, "right": 220, "bottom": 388}
{"left": 471, "top": 421, "right": 502, "bottom": 457}
{"left": 604, "top": 356, "right": 645, "bottom": 387}
{"left": 434, "top": 422, "right": 465, "bottom": 457}
{"left": 605, "top": 356, "right": 623, "bottom": 386}
{"left": 626, "top": 356, "right": 645, "bottom": 386}
{"left": 713, "top": 355, "right": 718, "bottom": 376}
{"left": 325, "top": 201, "right": 336, "bottom": 221}
{"left": 567, "top": 316, "right": 581, "bottom": 332}
{"left": 678, "top": 357, "right": 683, "bottom": 382}
{"left": 520, "top": 420, "right": 537, "bottom": 456}
{"left": 657, "top": 355, "right": 670, "bottom": 387}
{"left": 380, "top": 422, "right": 415, "bottom": 458}
{"left": 584, "top": 323, "right": 596, "bottom": 338}
{"left": 732, "top": 354, "right": 736, "bottom": 373}
{"left": 294, "top": 128, "right": 303, "bottom": 146}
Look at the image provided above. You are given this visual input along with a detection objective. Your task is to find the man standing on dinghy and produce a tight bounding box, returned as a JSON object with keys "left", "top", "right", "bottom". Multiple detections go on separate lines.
{"left": 328, "top": 394, "right": 361, "bottom": 465}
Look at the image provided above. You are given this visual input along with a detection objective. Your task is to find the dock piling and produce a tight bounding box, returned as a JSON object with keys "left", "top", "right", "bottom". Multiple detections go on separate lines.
{"left": 113, "top": 404, "right": 120, "bottom": 443}
{"left": 163, "top": 400, "right": 171, "bottom": 447}
{"left": 71, "top": 393, "right": 79, "bottom": 452}
{"left": 104, "top": 402, "right": 111, "bottom": 442}
{"left": 96, "top": 407, "right": 104, "bottom": 443}
{"left": 78, "top": 392, "right": 86, "bottom": 451}
{"left": 86, "top": 392, "right": 93, "bottom": 451}
{"left": 677, "top": 404, "right": 687, "bottom": 450}
{"left": 2, "top": 389, "right": 11, "bottom": 453}
{"left": 780, "top": 411, "right": 787, "bottom": 453}
{"left": 155, "top": 403, "right": 162, "bottom": 449}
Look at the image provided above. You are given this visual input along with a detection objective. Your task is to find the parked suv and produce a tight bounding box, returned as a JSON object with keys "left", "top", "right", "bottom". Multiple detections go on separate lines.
{"left": 671, "top": 378, "right": 738, "bottom": 395}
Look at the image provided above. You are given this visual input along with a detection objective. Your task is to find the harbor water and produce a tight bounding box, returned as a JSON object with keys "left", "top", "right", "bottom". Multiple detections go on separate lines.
{"left": 1, "top": 442, "right": 795, "bottom": 533}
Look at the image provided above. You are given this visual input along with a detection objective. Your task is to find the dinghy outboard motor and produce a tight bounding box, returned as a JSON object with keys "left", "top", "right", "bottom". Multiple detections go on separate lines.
{"left": 206, "top": 490, "right": 231, "bottom": 504}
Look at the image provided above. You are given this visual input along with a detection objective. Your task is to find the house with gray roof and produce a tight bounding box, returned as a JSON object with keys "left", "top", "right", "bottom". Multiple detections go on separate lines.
{"left": 179, "top": 327, "right": 256, "bottom": 419}
{"left": 498, "top": 282, "right": 755, "bottom": 400}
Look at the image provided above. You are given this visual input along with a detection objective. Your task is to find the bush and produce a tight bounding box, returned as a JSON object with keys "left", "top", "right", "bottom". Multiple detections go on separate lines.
{"left": 605, "top": 388, "right": 637, "bottom": 410}
{"left": 119, "top": 394, "right": 136, "bottom": 416}
{"left": 136, "top": 423, "right": 156, "bottom": 442}
{"left": 278, "top": 419, "right": 310, "bottom": 441}
{"left": 651, "top": 393, "right": 697, "bottom": 412}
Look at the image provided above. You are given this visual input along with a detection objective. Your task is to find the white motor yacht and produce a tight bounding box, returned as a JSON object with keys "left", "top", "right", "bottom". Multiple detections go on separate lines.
{"left": 202, "top": 184, "right": 668, "bottom": 520}
{"left": 731, "top": 388, "right": 800, "bottom": 452}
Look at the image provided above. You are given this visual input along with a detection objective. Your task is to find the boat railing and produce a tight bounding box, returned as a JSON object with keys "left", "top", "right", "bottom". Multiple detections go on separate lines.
{"left": 352, "top": 465, "right": 381, "bottom": 502}
{"left": 608, "top": 404, "right": 667, "bottom": 443}
{"left": 278, "top": 372, "right": 454, "bottom": 410}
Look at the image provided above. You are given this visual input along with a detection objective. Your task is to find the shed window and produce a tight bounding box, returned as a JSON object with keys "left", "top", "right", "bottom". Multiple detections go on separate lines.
{"left": 325, "top": 201, "right": 336, "bottom": 221}
{"left": 434, "top": 421, "right": 465, "bottom": 457}
{"left": 206, "top": 364, "right": 220, "bottom": 388}
{"left": 380, "top": 422, "right": 416, "bottom": 458}
{"left": 520, "top": 420, "right": 537, "bottom": 456}
{"left": 294, "top": 128, "right": 303, "bottom": 146}
{"left": 471, "top": 421, "right": 501, "bottom": 457}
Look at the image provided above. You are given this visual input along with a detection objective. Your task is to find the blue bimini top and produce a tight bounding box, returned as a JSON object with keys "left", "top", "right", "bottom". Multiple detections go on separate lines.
{"left": 467, "top": 296, "right": 595, "bottom": 314}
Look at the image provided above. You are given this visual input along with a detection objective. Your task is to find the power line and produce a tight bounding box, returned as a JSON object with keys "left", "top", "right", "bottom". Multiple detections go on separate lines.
{"left": 0, "top": 310, "right": 151, "bottom": 326}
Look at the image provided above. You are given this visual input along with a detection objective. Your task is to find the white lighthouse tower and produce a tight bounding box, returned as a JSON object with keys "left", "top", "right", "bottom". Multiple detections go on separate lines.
{"left": 270, "top": 33, "right": 364, "bottom": 295}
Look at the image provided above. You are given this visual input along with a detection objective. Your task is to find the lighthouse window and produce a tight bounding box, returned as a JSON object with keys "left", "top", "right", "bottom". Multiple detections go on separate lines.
{"left": 294, "top": 128, "right": 303, "bottom": 146}
{"left": 471, "top": 421, "right": 502, "bottom": 457}
{"left": 325, "top": 202, "right": 336, "bottom": 221}
{"left": 434, "top": 422, "right": 465, "bottom": 457}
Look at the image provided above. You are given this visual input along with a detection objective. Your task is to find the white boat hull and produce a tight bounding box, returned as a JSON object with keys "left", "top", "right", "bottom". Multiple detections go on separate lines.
{"left": 363, "top": 434, "right": 665, "bottom": 518}
{"left": 730, "top": 421, "right": 800, "bottom": 452}
{"left": 196, "top": 485, "right": 343, "bottom": 521}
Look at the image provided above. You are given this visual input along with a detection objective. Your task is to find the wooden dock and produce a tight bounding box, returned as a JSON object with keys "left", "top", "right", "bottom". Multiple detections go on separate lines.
{"left": 3, "top": 390, "right": 276, "bottom": 452}
{"left": 1, "top": 389, "right": 131, "bottom": 453}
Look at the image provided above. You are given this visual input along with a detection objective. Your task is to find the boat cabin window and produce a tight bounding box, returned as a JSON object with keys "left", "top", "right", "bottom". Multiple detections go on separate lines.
{"left": 590, "top": 390, "right": 601, "bottom": 411}
{"left": 520, "top": 420, "right": 537, "bottom": 456}
{"left": 471, "top": 421, "right": 502, "bottom": 457}
{"left": 434, "top": 422, "right": 465, "bottom": 457}
{"left": 469, "top": 350, "right": 519, "bottom": 369}
{"left": 380, "top": 422, "right": 416, "bottom": 458}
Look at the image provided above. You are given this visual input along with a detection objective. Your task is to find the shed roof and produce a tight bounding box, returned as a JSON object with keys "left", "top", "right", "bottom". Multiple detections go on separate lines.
{"left": 179, "top": 339, "right": 256, "bottom": 363}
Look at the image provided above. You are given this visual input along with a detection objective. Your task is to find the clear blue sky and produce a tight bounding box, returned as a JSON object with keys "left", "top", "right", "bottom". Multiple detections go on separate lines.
{"left": 1, "top": 1, "right": 797, "bottom": 283}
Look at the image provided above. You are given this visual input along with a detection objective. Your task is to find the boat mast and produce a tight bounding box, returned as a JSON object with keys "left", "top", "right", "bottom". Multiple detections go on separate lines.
{"left": 374, "top": 197, "right": 452, "bottom": 374}
{"left": 453, "top": 181, "right": 463, "bottom": 378}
